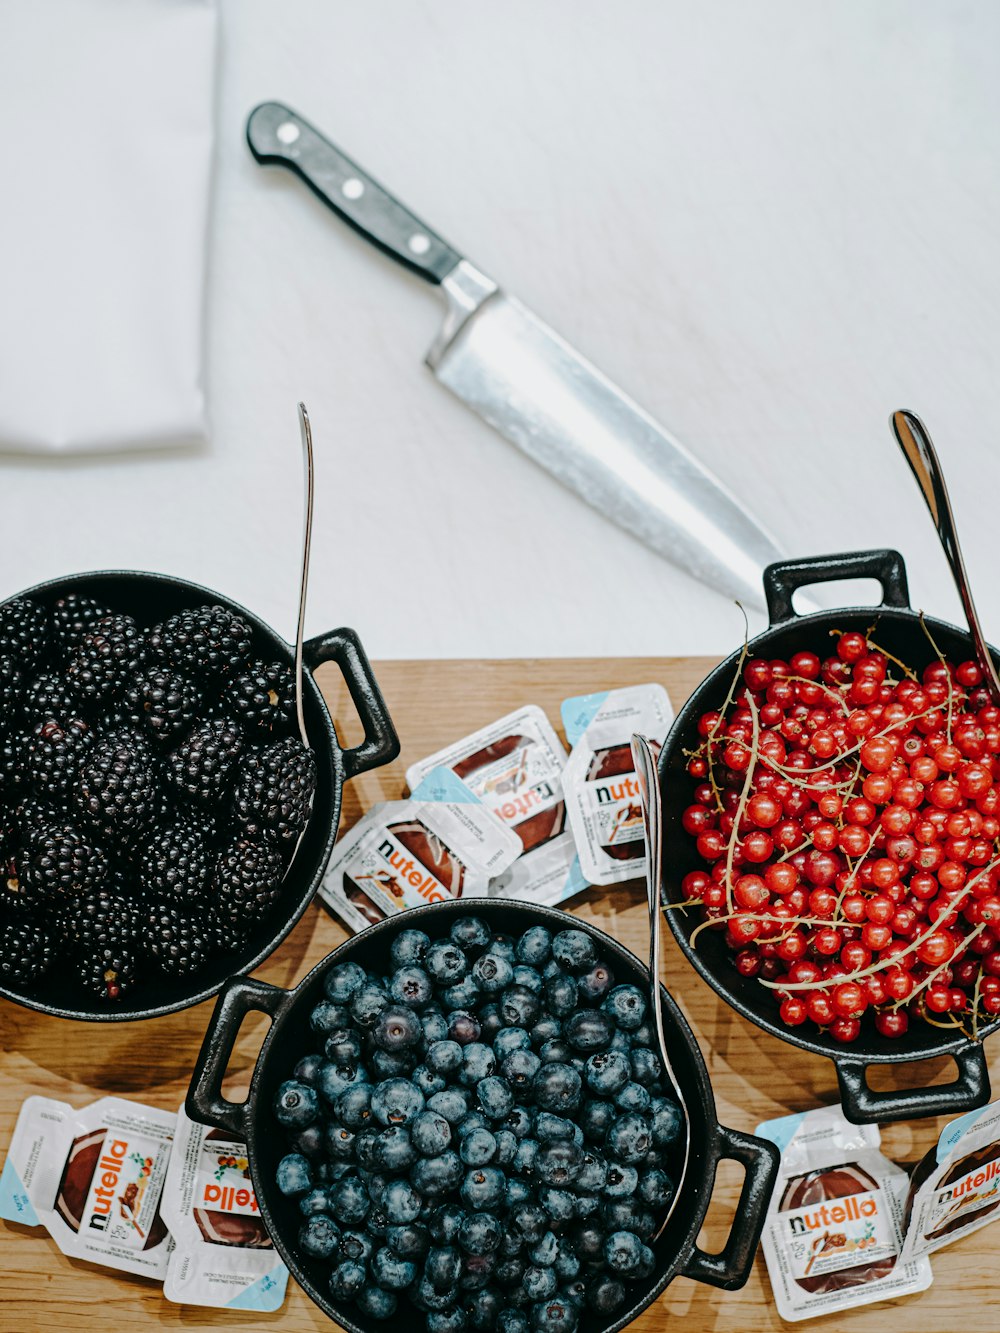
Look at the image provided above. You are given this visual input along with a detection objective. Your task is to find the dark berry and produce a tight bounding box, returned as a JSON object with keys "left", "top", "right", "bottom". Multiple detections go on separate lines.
{"left": 20, "top": 822, "right": 109, "bottom": 900}
{"left": 78, "top": 943, "right": 137, "bottom": 1001}
{"left": 274, "top": 1079, "right": 320, "bottom": 1129}
{"left": 137, "top": 816, "right": 215, "bottom": 902}
{"left": 122, "top": 666, "right": 202, "bottom": 743}
{"left": 144, "top": 901, "right": 211, "bottom": 977}
{"left": 0, "top": 598, "right": 50, "bottom": 673}
{"left": 166, "top": 715, "right": 244, "bottom": 803}
{"left": 75, "top": 732, "right": 162, "bottom": 843}
{"left": 51, "top": 593, "right": 111, "bottom": 657}
{"left": 533, "top": 1063, "right": 582, "bottom": 1115}
{"left": 298, "top": 1213, "right": 340, "bottom": 1258}
{"left": 23, "top": 673, "right": 77, "bottom": 722}
{"left": 275, "top": 1153, "right": 313, "bottom": 1195}
{"left": 63, "top": 885, "right": 142, "bottom": 955}
{"left": 0, "top": 657, "right": 25, "bottom": 714}
{"left": 24, "top": 717, "right": 94, "bottom": 801}
{"left": 148, "top": 605, "right": 252, "bottom": 678}
{"left": 232, "top": 737, "right": 316, "bottom": 843}
{"left": 0, "top": 917, "right": 54, "bottom": 988}
{"left": 391, "top": 928, "right": 431, "bottom": 969}
{"left": 67, "top": 614, "right": 145, "bottom": 702}
{"left": 426, "top": 941, "right": 467, "bottom": 985}
{"left": 224, "top": 658, "right": 296, "bottom": 735}
{"left": 212, "top": 835, "right": 286, "bottom": 926}
{"left": 371, "top": 1077, "right": 425, "bottom": 1127}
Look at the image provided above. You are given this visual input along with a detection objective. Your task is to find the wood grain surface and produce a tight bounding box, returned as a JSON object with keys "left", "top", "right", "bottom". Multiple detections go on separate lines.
{"left": 1, "top": 656, "right": 996, "bottom": 1331}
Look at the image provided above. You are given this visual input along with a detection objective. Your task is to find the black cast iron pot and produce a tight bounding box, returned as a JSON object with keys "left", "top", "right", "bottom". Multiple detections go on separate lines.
{"left": 0, "top": 569, "right": 399, "bottom": 1021}
{"left": 187, "top": 898, "right": 779, "bottom": 1332}
{"left": 659, "top": 548, "right": 1000, "bottom": 1124}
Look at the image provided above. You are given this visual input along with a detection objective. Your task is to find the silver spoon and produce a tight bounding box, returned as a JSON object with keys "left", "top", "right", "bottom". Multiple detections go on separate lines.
{"left": 891, "top": 409, "right": 1000, "bottom": 705}
{"left": 294, "top": 401, "right": 315, "bottom": 748}
{"left": 631, "top": 732, "right": 691, "bottom": 1242}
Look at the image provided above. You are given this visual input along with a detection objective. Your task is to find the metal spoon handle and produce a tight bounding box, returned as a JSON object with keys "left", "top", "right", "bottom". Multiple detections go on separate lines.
{"left": 891, "top": 409, "right": 1000, "bottom": 704}
{"left": 294, "top": 402, "right": 316, "bottom": 748}
{"left": 631, "top": 732, "right": 690, "bottom": 1241}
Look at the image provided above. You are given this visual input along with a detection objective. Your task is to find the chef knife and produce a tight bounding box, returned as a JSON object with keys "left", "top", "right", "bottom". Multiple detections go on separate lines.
{"left": 247, "top": 101, "right": 783, "bottom": 608}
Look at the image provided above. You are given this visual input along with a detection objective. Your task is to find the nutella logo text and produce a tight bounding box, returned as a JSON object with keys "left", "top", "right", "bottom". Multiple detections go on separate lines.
{"left": 594, "top": 776, "right": 640, "bottom": 805}
{"left": 87, "top": 1137, "right": 128, "bottom": 1232}
{"left": 936, "top": 1156, "right": 1000, "bottom": 1206}
{"left": 376, "top": 837, "right": 447, "bottom": 903}
{"left": 202, "top": 1182, "right": 259, "bottom": 1213}
{"left": 491, "top": 781, "right": 554, "bottom": 825}
{"left": 787, "top": 1194, "right": 878, "bottom": 1235}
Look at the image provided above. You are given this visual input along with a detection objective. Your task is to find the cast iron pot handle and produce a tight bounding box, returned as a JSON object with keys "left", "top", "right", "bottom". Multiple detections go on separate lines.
{"left": 303, "top": 626, "right": 400, "bottom": 781}
{"left": 834, "top": 1043, "right": 991, "bottom": 1124}
{"left": 680, "top": 1125, "right": 780, "bottom": 1290}
{"left": 186, "top": 976, "right": 289, "bottom": 1138}
{"left": 764, "top": 549, "right": 911, "bottom": 627}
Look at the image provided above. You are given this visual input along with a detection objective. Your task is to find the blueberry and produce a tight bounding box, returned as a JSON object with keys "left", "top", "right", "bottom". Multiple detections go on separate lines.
{"left": 426, "top": 941, "right": 468, "bottom": 985}
{"left": 372, "top": 1003, "right": 421, "bottom": 1053}
{"left": 331, "top": 1176, "right": 369, "bottom": 1225}
{"left": 576, "top": 961, "right": 614, "bottom": 1005}
{"left": 459, "top": 1126, "right": 498, "bottom": 1166}
{"left": 447, "top": 1009, "right": 481, "bottom": 1045}
{"left": 450, "top": 917, "right": 491, "bottom": 953}
{"left": 584, "top": 1050, "right": 630, "bottom": 1096}
{"left": 630, "top": 1046, "right": 661, "bottom": 1086}
{"left": 459, "top": 1211, "right": 503, "bottom": 1255}
{"left": 442, "top": 976, "right": 482, "bottom": 1011}
{"left": 542, "top": 959, "right": 563, "bottom": 980}
{"left": 390, "top": 966, "right": 434, "bottom": 1010}
{"left": 538, "top": 1040, "right": 572, "bottom": 1066}
{"left": 551, "top": 930, "right": 596, "bottom": 974}
{"left": 324, "top": 1028, "right": 363, "bottom": 1064}
{"left": 533, "top": 1064, "right": 582, "bottom": 1114}
{"left": 354, "top": 1125, "right": 382, "bottom": 1170}
{"left": 471, "top": 952, "right": 514, "bottom": 994}
{"left": 494, "top": 1128, "right": 517, "bottom": 1167}
{"left": 299, "top": 1213, "right": 341, "bottom": 1258}
{"left": 292, "top": 1123, "right": 325, "bottom": 1158}
{"left": 293, "top": 1052, "right": 325, "bottom": 1085}
{"left": 350, "top": 981, "right": 390, "bottom": 1028}
{"left": 412, "top": 1109, "right": 453, "bottom": 1157}
{"left": 574, "top": 1151, "right": 607, "bottom": 1192}
{"left": 513, "top": 1138, "right": 539, "bottom": 1177}
{"left": 273, "top": 1079, "right": 319, "bottom": 1129}
{"left": 608, "top": 1028, "right": 632, "bottom": 1054}
{"left": 427, "top": 1088, "right": 471, "bottom": 1124}
{"left": 411, "top": 1150, "right": 464, "bottom": 1197}
{"left": 544, "top": 974, "right": 577, "bottom": 1018}
{"left": 563, "top": 1010, "right": 613, "bottom": 1053}
{"left": 318, "top": 1059, "right": 368, "bottom": 1104}
{"left": 371, "top": 1243, "right": 418, "bottom": 1290}
{"left": 329, "top": 1257, "right": 366, "bottom": 1301}
{"left": 498, "top": 1233, "right": 525, "bottom": 1262}
{"left": 572, "top": 1193, "right": 600, "bottom": 1219}
{"left": 387, "top": 1222, "right": 429, "bottom": 1260}
{"left": 537, "top": 1187, "right": 575, "bottom": 1225}
{"left": 513, "top": 965, "right": 543, "bottom": 994}
{"left": 422, "top": 1010, "right": 450, "bottom": 1044}
{"left": 428, "top": 1204, "right": 465, "bottom": 1246}
{"left": 505, "top": 1177, "right": 533, "bottom": 1211}
{"left": 561, "top": 1279, "right": 587, "bottom": 1308}
{"left": 498, "top": 1312, "right": 530, "bottom": 1333}
{"left": 367, "top": 1204, "right": 391, "bottom": 1238}
{"left": 524, "top": 1265, "right": 558, "bottom": 1300}
{"left": 375, "top": 1124, "right": 418, "bottom": 1172}
{"left": 477, "top": 1075, "right": 514, "bottom": 1121}
{"left": 324, "top": 960, "right": 367, "bottom": 1004}
{"left": 536, "top": 1140, "right": 583, "bottom": 1187}
{"left": 527, "top": 1231, "right": 558, "bottom": 1267}
{"left": 569, "top": 1220, "right": 603, "bottom": 1260}
{"left": 478, "top": 1003, "right": 503, "bottom": 1041}
{"left": 427, "top": 1039, "right": 464, "bottom": 1076}
{"left": 391, "top": 928, "right": 431, "bottom": 969}
{"left": 457, "top": 1110, "right": 489, "bottom": 1138}
{"left": 652, "top": 1098, "right": 684, "bottom": 1148}
{"left": 615, "top": 1081, "right": 652, "bottom": 1114}
{"left": 371, "top": 1049, "right": 417, "bottom": 1080}
{"left": 635, "top": 1244, "right": 656, "bottom": 1279}
{"left": 505, "top": 1106, "right": 534, "bottom": 1139}
{"left": 335, "top": 1082, "right": 373, "bottom": 1128}
{"left": 298, "top": 1186, "right": 333, "bottom": 1216}
{"left": 339, "top": 1228, "right": 373, "bottom": 1263}
{"left": 428, "top": 1310, "right": 468, "bottom": 1333}
{"left": 276, "top": 1153, "right": 312, "bottom": 1196}
{"left": 535, "top": 1113, "right": 575, "bottom": 1143}
{"left": 459, "top": 1042, "right": 496, "bottom": 1087}
{"left": 603, "top": 1229, "right": 642, "bottom": 1274}
{"left": 529, "top": 1016, "right": 562, "bottom": 1046}
{"left": 494, "top": 1026, "right": 531, "bottom": 1062}
{"left": 502, "top": 1048, "right": 542, "bottom": 1095}
{"left": 602, "top": 984, "right": 646, "bottom": 1031}
{"left": 310, "top": 999, "right": 351, "bottom": 1034}
{"left": 602, "top": 1200, "right": 655, "bottom": 1239}
{"left": 586, "top": 1273, "right": 626, "bottom": 1314}
{"left": 413, "top": 1063, "right": 448, "bottom": 1097}
{"left": 580, "top": 1098, "right": 616, "bottom": 1143}
{"left": 427, "top": 1244, "right": 463, "bottom": 1290}
{"left": 461, "top": 1166, "right": 507, "bottom": 1211}
{"left": 529, "top": 1296, "right": 578, "bottom": 1333}
{"left": 603, "top": 1164, "right": 639, "bottom": 1198}
{"left": 356, "top": 1285, "right": 398, "bottom": 1320}
{"left": 516, "top": 926, "right": 552, "bottom": 966}
{"left": 415, "top": 1272, "right": 458, "bottom": 1312}
{"left": 500, "top": 985, "right": 541, "bottom": 1029}
{"left": 371, "top": 1077, "right": 425, "bottom": 1127}
{"left": 552, "top": 1237, "right": 580, "bottom": 1280}
{"left": 606, "top": 1111, "right": 653, "bottom": 1164}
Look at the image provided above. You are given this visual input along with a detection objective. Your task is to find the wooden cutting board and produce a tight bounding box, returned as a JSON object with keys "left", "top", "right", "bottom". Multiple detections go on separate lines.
{"left": 1, "top": 656, "right": 996, "bottom": 1331}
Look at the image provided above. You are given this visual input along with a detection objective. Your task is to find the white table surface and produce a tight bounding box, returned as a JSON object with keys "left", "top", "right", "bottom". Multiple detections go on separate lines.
{"left": 4, "top": 0, "right": 1000, "bottom": 667}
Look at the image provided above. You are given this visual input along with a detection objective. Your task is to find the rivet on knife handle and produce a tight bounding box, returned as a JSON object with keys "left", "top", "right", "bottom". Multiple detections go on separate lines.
{"left": 246, "top": 101, "right": 462, "bottom": 284}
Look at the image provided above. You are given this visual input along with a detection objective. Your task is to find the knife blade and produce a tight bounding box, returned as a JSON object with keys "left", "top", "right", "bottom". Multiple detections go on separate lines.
{"left": 247, "top": 101, "right": 782, "bottom": 608}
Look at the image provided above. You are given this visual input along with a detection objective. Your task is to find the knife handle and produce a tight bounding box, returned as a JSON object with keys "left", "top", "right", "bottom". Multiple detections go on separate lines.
{"left": 246, "top": 102, "right": 462, "bottom": 285}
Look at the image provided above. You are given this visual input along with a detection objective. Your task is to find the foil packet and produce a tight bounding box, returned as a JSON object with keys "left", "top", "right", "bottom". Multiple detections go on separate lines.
{"left": 406, "top": 706, "right": 588, "bottom": 907}
{"left": 560, "top": 684, "right": 673, "bottom": 887}
{"left": 757, "top": 1104, "right": 932, "bottom": 1322}
{"left": 899, "top": 1099, "right": 1000, "bottom": 1263}
{"left": 320, "top": 766, "right": 522, "bottom": 932}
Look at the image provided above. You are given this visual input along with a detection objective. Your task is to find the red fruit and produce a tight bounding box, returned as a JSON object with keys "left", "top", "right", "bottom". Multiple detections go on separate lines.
{"left": 828, "top": 1017, "right": 862, "bottom": 1043}
{"left": 874, "top": 1009, "right": 909, "bottom": 1038}
{"left": 779, "top": 996, "right": 808, "bottom": 1025}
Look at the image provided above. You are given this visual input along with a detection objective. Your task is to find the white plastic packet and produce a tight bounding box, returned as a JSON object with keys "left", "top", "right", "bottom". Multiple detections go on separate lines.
{"left": 161, "top": 1106, "right": 288, "bottom": 1310}
{"left": 320, "top": 767, "right": 522, "bottom": 932}
{"left": 899, "top": 1099, "right": 1000, "bottom": 1263}
{"left": 560, "top": 685, "right": 673, "bottom": 887}
{"left": 756, "top": 1104, "right": 932, "bottom": 1321}
{"left": 406, "top": 706, "right": 588, "bottom": 907}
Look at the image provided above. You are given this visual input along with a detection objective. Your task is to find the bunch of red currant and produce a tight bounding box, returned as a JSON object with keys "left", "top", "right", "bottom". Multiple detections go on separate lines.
{"left": 679, "top": 630, "right": 1000, "bottom": 1044}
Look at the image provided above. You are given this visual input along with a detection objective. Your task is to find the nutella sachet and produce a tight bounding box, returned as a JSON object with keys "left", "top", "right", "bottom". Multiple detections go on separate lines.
{"left": 320, "top": 767, "right": 521, "bottom": 933}
{"left": 560, "top": 685, "right": 673, "bottom": 887}
{"left": 899, "top": 1098, "right": 1000, "bottom": 1263}
{"left": 406, "top": 706, "right": 587, "bottom": 907}
{"left": 161, "top": 1106, "right": 287, "bottom": 1310}
{"left": 757, "top": 1104, "right": 932, "bottom": 1322}
{"left": 0, "top": 1094, "right": 174, "bottom": 1280}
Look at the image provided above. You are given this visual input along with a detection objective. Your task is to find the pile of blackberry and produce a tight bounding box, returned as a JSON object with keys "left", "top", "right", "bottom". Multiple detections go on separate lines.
{"left": 0, "top": 591, "right": 316, "bottom": 1003}
{"left": 272, "top": 919, "right": 683, "bottom": 1333}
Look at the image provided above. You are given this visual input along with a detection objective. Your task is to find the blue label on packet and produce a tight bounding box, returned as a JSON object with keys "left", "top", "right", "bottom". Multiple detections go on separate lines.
{"left": 411, "top": 767, "right": 483, "bottom": 806}
{"left": 0, "top": 1159, "right": 39, "bottom": 1227}
{"left": 561, "top": 692, "right": 610, "bottom": 748}
{"left": 756, "top": 1110, "right": 807, "bottom": 1157}
{"left": 226, "top": 1266, "right": 289, "bottom": 1311}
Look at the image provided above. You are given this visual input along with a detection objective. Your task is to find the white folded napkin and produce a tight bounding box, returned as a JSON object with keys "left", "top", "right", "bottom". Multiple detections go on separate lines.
{"left": 0, "top": 0, "right": 217, "bottom": 454}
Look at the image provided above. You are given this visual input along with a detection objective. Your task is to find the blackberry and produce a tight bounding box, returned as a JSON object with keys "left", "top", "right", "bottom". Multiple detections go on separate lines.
{"left": 78, "top": 944, "right": 137, "bottom": 1001}
{"left": 145, "top": 901, "right": 210, "bottom": 977}
{"left": 233, "top": 738, "right": 316, "bottom": 843}
{"left": 23, "top": 672, "right": 77, "bottom": 723}
{"left": 123, "top": 666, "right": 202, "bottom": 744}
{"left": 20, "top": 822, "right": 110, "bottom": 901}
{"left": 0, "top": 917, "right": 54, "bottom": 989}
{"left": 149, "top": 605, "right": 252, "bottom": 678}
{"left": 202, "top": 905, "right": 254, "bottom": 957}
{"left": 75, "top": 733, "right": 163, "bottom": 843}
{"left": 0, "top": 598, "right": 50, "bottom": 674}
{"left": 0, "top": 727, "right": 28, "bottom": 801}
{"left": 25, "top": 717, "right": 94, "bottom": 801}
{"left": 224, "top": 659, "right": 296, "bottom": 735}
{"left": 67, "top": 614, "right": 146, "bottom": 702}
{"left": 51, "top": 592, "right": 111, "bottom": 657}
{"left": 137, "top": 816, "right": 215, "bottom": 902}
{"left": 166, "top": 715, "right": 243, "bottom": 803}
{"left": 0, "top": 655, "right": 24, "bottom": 714}
{"left": 63, "top": 885, "right": 143, "bottom": 955}
{"left": 213, "top": 835, "right": 286, "bottom": 926}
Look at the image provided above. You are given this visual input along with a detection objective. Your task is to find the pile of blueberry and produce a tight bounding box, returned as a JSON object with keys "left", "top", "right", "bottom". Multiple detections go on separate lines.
{"left": 272, "top": 917, "right": 684, "bottom": 1333}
